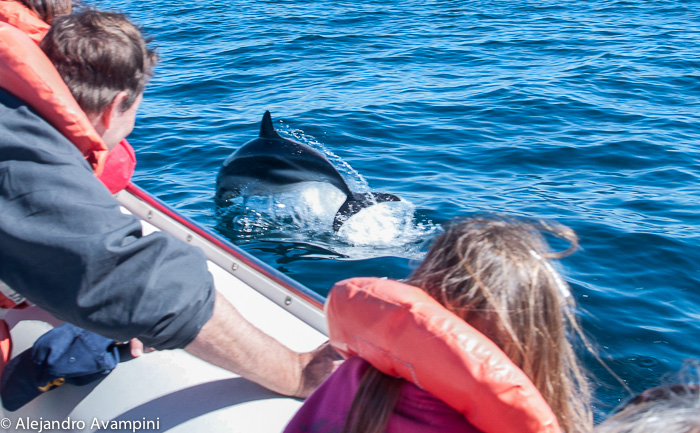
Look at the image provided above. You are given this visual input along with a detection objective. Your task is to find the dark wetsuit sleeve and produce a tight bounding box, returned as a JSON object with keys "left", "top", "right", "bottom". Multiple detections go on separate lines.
{"left": 0, "top": 91, "right": 215, "bottom": 350}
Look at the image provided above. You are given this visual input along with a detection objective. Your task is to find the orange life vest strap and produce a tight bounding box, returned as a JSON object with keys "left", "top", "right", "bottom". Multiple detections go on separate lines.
{"left": 0, "top": 319, "right": 12, "bottom": 378}
{"left": 327, "top": 277, "right": 561, "bottom": 433}
{"left": 0, "top": 0, "right": 48, "bottom": 43}
{"left": 100, "top": 139, "right": 136, "bottom": 193}
{"left": 0, "top": 22, "right": 108, "bottom": 175}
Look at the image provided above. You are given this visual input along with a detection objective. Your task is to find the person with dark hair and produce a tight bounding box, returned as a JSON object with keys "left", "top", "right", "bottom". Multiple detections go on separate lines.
{"left": 595, "top": 369, "right": 700, "bottom": 433}
{"left": 40, "top": 10, "right": 157, "bottom": 150}
{"left": 0, "top": 0, "right": 141, "bottom": 194}
{"left": 285, "top": 216, "right": 594, "bottom": 433}
{"left": 0, "top": 9, "right": 337, "bottom": 400}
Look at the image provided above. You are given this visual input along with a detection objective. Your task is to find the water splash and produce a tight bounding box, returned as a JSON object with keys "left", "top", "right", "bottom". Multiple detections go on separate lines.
{"left": 218, "top": 181, "right": 438, "bottom": 259}
{"left": 216, "top": 140, "right": 439, "bottom": 260}
{"left": 334, "top": 200, "right": 440, "bottom": 260}
{"left": 337, "top": 201, "right": 418, "bottom": 246}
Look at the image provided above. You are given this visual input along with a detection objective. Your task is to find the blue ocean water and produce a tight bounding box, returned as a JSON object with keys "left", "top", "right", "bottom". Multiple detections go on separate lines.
{"left": 90, "top": 0, "right": 699, "bottom": 418}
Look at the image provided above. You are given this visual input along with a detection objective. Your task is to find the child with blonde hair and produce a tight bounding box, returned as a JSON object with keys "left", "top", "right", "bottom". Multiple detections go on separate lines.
{"left": 285, "top": 216, "right": 593, "bottom": 433}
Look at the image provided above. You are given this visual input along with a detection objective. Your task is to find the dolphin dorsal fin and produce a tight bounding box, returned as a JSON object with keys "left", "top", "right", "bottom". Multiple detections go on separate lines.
{"left": 260, "top": 111, "right": 283, "bottom": 139}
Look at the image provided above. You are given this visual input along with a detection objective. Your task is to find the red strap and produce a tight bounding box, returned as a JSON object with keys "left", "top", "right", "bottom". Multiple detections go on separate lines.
{"left": 0, "top": 297, "right": 28, "bottom": 309}
{"left": 0, "top": 279, "right": 29, "bottom": 310}
{"left": 99, "top": 139, "right": 136, "bottom": 193}
{"left": 0, "top": 319, "right": 12, "bottom": 377}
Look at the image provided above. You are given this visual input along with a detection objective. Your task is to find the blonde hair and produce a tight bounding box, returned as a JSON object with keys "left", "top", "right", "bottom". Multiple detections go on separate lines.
{"left": 409, "top": 216, "right": 592, "bottom": 433}
{"left": 345, "top": 216, "right": 593, "bottom": 433}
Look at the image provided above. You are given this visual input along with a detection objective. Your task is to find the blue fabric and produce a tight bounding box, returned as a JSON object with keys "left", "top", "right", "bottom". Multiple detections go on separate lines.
{"left": 0, "top": 324, "right": 120, "bottom": 411}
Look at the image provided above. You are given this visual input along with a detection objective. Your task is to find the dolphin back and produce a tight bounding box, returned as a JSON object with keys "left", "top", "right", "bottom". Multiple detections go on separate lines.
{"left": 216, "top": 112, "right": 354, "bottom": 201}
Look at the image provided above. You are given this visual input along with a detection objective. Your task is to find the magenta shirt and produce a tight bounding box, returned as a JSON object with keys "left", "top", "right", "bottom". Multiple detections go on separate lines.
{"left": 284, "top": 357, "right": 482, "bottom": 433}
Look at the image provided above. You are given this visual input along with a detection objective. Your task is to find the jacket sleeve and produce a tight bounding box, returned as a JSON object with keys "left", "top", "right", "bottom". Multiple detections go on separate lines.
{"left": 0, "top": 95, "right": 215, "bottom": 350}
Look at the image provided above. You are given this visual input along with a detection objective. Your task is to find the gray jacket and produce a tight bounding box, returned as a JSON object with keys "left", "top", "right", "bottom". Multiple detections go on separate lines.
{"left": 0, "top": 89, "right": 215, "bottom": 350}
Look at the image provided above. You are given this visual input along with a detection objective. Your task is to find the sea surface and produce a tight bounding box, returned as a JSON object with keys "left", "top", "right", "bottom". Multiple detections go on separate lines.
{"left": 89, "top": 0, "right": 699, "bottom": 419}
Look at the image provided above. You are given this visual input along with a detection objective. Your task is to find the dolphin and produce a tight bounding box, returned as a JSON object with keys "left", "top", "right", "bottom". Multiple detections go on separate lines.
{"left": 216, "top": 111, "right": 400, "bottom": 231}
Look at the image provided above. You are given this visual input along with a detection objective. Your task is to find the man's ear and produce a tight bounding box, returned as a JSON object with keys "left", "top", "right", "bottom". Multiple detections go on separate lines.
{"left": 100, "top": 91, "right": 129, "bottom": 130}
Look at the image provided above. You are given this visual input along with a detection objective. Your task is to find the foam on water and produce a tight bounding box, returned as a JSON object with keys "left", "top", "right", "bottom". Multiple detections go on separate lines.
{"left": 219, "top": 181, "right": 436, "bottom": 260}
{"left": 338, "top": 201, "right": 418, "bottom": 246}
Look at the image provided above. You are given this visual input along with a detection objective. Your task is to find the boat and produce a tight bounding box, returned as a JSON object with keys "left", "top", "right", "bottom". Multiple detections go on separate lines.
{"left": 0, "top": 182, "right": 328, "bottom": 432}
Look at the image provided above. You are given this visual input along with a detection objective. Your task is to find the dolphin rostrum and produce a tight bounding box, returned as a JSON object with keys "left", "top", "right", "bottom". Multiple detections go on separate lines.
{"left": 216, "top": 111, "right": 400, "bottom": 231}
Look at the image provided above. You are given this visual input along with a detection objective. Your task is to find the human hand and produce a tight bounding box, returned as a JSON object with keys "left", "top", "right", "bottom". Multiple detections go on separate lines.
{"left": 295, "top": 341, "right": 343, "bottom": 398}
{"left": 129, "top": 338, "right": 155, "bottom": 358}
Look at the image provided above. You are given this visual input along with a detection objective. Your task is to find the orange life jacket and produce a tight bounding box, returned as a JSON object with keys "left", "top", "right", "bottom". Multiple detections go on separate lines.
{"left": 0, "top": 1, "right": 137, "bottom": 193}
{"left": 0, "top": 0, "right": 47, "bottom": 43}
{"left": 327, "top": 277, "right": 561, "bottom": 433}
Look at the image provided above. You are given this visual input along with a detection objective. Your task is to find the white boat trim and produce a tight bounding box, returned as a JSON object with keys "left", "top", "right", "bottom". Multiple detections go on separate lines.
{"left": 115, "top": 183, "right": 328, "bottom": 336}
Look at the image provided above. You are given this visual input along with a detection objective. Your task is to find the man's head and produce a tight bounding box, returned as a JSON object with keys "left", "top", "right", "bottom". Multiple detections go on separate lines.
{"left": 40, "top": 10, "right": 158, "bottom": 149}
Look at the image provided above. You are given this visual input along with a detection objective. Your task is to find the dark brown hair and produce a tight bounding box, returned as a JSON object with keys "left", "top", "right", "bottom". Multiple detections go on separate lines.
{"left": 40, "top": 9, "right": 158, "bottom": 115}
{"left": 342, "top": 369, "right": 403, "bottom": 433}
{"left": 596, "top": 362, "right": 700, "bottom": 433}
{"left": 16, "top": 0, "right": 72, "bottom": 24}
{"left": 344, "top": 216, "right": 593, "bottom": 433}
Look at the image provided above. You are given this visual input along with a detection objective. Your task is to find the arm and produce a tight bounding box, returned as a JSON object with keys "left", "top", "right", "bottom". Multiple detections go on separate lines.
{"left": 185, "top": 291, "right": 340, "bottom": 398}
{"left": 0, "top": 93, "right": 339, "bottom": 395}
{"left": 0, "top": 94, "right": 214, "bottom": 350}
